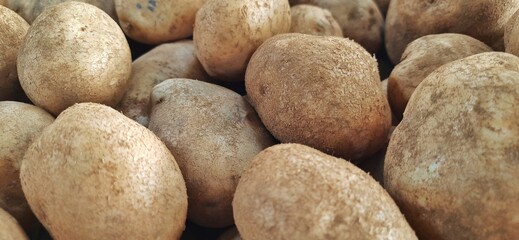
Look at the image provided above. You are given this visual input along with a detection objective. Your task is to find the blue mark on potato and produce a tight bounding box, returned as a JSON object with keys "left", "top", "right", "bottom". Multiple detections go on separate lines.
{"left": 136, "top": 0, "right": 156, "bottom": 12}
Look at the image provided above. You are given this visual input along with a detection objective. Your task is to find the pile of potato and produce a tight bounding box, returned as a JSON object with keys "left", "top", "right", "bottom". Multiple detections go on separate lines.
{"left": 0, "top": 0, "right": 517, "bottom": 239}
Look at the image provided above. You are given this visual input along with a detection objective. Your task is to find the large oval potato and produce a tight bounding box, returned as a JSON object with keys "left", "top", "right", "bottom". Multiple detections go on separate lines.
{"left": 233, "top": 144, "right": 417, "bottom": 240}
{"left": 0, "top": 101, "right": 54, "bottom": 236}
{"left": 17, "top": 2, "right": 131, "bottom": 115}
{"left": 246, "top": 33, "right": 391, "bottom": 161}
{"left": 385, "top": 52, "right": 519, "bottom": 239}
{"left": 194, "top": 0, "right": 291, "bottom": 81}
{"left": 0, "top": 6, "right": 28, "bottom": 101}
{"left": 289, "top": 4, "right": 342, "bottom": 37}
{"left": 149, "top": 79, "right": 275, "bottom": 228}
{"left": 21, "top": 103, "right": 188, "bottom": 239}
{"left": 0, "top": 208, "right": 28, "bottom": 240}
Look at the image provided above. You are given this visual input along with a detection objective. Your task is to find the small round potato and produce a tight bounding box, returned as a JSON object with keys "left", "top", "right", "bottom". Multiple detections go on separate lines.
{"left": 233, "top": 144, "right": 417, "bottom": 240}
{"left": 149, "top": 79, "right": 275, "bottom": 228}
{"left": 388, "top": 33, "right": 492, "bottom": 118}
{"left": 0, "top": 6, "right": 28, "bottom": 101}
{"left": 385, "top": 52, "right": 519, "bottom": 239}
{"left": 246, "top": 33, "right": 391, "bottom": 161}
{"left": 17, "top": 2, "right": 131, "bottom": 115}
{"left": 504, "top": 9, "right": 519, "bottom": 56}
{"left": 194, "top": 0, "right": 291, "bottom": 81}
{"left": 289, "top": 4, "right": 342, "bottom": 37}
{"left": 0, "top": 208, "right": 28, "bottom": 240}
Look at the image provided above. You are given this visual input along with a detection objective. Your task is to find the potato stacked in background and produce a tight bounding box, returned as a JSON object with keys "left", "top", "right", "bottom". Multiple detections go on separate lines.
{"left": 0, "top": 0, "right": 518, "bottom": 240}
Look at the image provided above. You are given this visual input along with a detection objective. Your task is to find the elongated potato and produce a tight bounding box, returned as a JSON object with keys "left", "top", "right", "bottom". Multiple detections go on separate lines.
{"left": 290, "top": 4, "right": 342, "bottom": 37}
{"left": 0, "top": 208, "right": 28, "bottom": 240}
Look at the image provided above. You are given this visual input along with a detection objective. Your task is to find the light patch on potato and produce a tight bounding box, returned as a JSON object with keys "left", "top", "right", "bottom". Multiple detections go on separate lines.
{"left": 289, "top": 4, "right": 342, "bottom": 37}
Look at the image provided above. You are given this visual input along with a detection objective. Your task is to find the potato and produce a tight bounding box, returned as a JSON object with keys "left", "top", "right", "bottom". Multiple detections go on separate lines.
{"left": 290, "top": 0, "right": 384, "bottom": 53}
{"left": 505, "top": 9, "right": 519, "bottom": 56}
{"left": 5, "top": 0, "right": 116, "bottom": 23}
{"left": 194, "top": 0, "right": 291, "bottom": 81}
{"left": 388, "top": 33, "right": 492, "bottom": 118}
{"left": 0, "top": 208, "right": 28, "bottom": 240}
{"left": 246, "top": 33, "right": 391, "bottom": 161}
{"left": 117, "top": 40, "right": 215, "bottom": 126}
{"left": 115, "top": 0, "right": 206, "bottom": 44}
{"left": 0, "top": 6, "right": 28, "bottom": 101}
{"left": 385, "top": 52, "right": 519, "bottom": 239}
{"left": 149, "top": 79, "right": 275, "bottom": 228}
{"left": 218, "top": 227, "right": 241, "bottom": 240}
{"left": 374, "top": 0, "right": 390, "bottom": 15}
{"left": 0, "top": 101, "right": 53, "bottom": 236}
{"left": 17, "top": 2, "right": 131, "bottom": 116}
{"left": 385, "top": 0, "right": 519, "bottom": 64}
{"left": 20, "top": 103, "right": 188, "bottom": 239}
{"left": 289, "top": 4, "right": 342, "bottom": 37}
{"left": 233, "top": 144, "right": 417, "bottom": 239}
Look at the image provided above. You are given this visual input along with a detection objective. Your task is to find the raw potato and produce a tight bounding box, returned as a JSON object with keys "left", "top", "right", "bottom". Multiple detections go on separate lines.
{"left": 0, "top": 208, "right": 28, "bottom": 240}
{"left": 246, "top": 33, "right": 391, "bottom": 161}
{"left": 115, "top": 0, "right": 207, "bottom": 44}
{"left": 385, "top": 52, "right": 519, "bottom": 239}
{"left": 388, "top": 33, "right": 492, "bottom": 118}
{"left": 17, "top": 2, "right": 131, "bottom": 115}
{"left": 233, "top": 144, "right": 417, "bottom": 240}
{"left": 504, "top": 10, "right": 519, "bottom": 56}
{"left": 20, "top": 103, "right": 188, "bottom": 239}
{"left": 289, "top": 4, "right": 342, "bottom": 37}
{"left": 194, "top": 0, "right": 291, "bottom": 81}
{"left": 0, "top": 101, "right": 53, "bottom": 236}
{"left": 149, "top": 79, "right": 275, "bottom": 228}
{"left": 117, "top": 40, "right": 215, "bottom": 126}
{"left": 385, "top": 0, "right": 519, "bottom": 64}
{"left": 0, "top": 6, "right": 28, "bottom": 101}
{"left": 290, "top": 0, "right": 384, "bottom": 53}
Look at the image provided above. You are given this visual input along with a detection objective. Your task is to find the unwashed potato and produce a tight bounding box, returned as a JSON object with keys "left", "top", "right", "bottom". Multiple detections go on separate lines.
{"left": 149, "top": 79, "right": 275, "bottom": 228}
{"left": 115, "top": 0, "right": 207, "bottom": 44}
{"left": 385, "top": 0, "right": 519, "bottom": 64}
{"left": 17, "top": 2, "right": 131, "bottom": 115}
{"left": 21, "top": 103, "right": 188, "bottom": 239}
{"left": 0, "top": 101, "right": 54, "bottom": 236}
{"left": 0, "top": 208, "right": 28, "bottom": 240}
{"left": 504, "top": 9, "right": 519, "bottom": 57}
{"left": 233, "top": 144, "right": 417, "bottom": 240}
{"left": 289, "top": 4, "right": 342, "bottom": 37}
{"left": 0, "top": 6, "right": 28, "bottom": 101}
{"left": 194, "top": 0, "right": 291, "bottom": 81}
{"left": 5, "top": 0, "right": 116, "bottom": 23}
{"left": 388, "top": 33, "right": 492, "bottom": 118}
{"left": 385, "top": 52, "right": 519, "bottom": 239}
{"left": 117, "top": 40, "right": 215, "bottom": 126}
{"left": 246, "top": 33, "right": 391, "bottom": 161}
{"left": 290, "top": 0, "right": 384, "bottom": 53}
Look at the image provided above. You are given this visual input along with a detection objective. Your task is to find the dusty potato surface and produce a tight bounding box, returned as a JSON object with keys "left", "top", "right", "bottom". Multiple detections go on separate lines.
{"left": 289, "top": 4, "right": 342, "bottom": 37}
{"left": 504, "top": 9, "right": 519, "bottom": 57}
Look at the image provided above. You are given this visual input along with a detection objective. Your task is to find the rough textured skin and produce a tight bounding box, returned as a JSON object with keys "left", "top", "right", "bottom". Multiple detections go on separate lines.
{"left": 504, "top": 10, "right": 519, "bottom": 57}
{"left": 385, "top": 0, "right": 519, "bottom": 64}
{"left": 6, "top": 0, "right": 116, "bottom": 23}
{"left": 388, "top": 33, "right": 492, "bottom": 118}
{"left": 246, "top": 34, "right": 391, "bottom": 161}
{"left": 117, "top": 41, "right": 215, "bottom": 127}
{"left": 0, "top": 208, "right": 28, "bottom": 240}
{"left": 0, "top": 102, "right": 53, "bottom": 236}
{"left": 20, "top": 103, "right": 188, "bottom": 240}
{"left": 374, "top": 0, "right": 390, "bottom": 15}
{"left": 233, "top": 144, "right": 417, "bottom": 240}
{"left": 289, "top": 5, "right": 342, "bottom": 37}
{"left": 17, "top": 2, "right": 131, "bottom": 116}
{"left": 194, "top": 0, "right": 291, "bottom": 81}
{"left": 217, "top": 227, "right": 241, "bottom": 240}
{"left": 115, "top": 0, "right": 206, "bottom": 44}
{"left": 290, "top": 0, "right": 384, "bottom": 53}
{"left": 385, "top": 52, "right": 519, "bottom": 240}
{"left": 0, "top": 6, "right": 28, "bottom": 101}
{"left": 149, "top": 79, "right": 276, "bottom": 228}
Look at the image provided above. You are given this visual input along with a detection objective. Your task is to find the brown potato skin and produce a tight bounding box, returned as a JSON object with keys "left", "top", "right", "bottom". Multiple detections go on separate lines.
{"left": 0, "top": 208, "right": 29, "bottom": 240}
{"left": 385, "top": 0, "right": 519, "bottom": 64}
{"left": 290, "top": 0, "right": 384, "bottom": 53}
{"left": 194, "top": 0, "right": 291, "bottom": 81}
{"left": 385, "top": 52, "right": 519, "bottom": 239}
{"left": 388, "top": 33, "right": 492, "bottom": 118}
{"left": 149, "top": 79, "right": 276, "bottom": 228}
{"left": 233, "top": 144, "right": 417, "bottom": 240}
{"left": 0, "top": 6, "right": 28, "bottom": 101}
{"left": 289, "top": 5, "right": 342, "bottom": 37}
{"left": 17, "top": 2, "right": 131, "bottom": 116}
{"left": 20, "top": 103, "right": 188, "bottom": 240}
{"left": 504, "top": 10, "right": 519, "bottom": 57}
{"left": 246, "top": 33, "right": 391, "bottom": 161}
